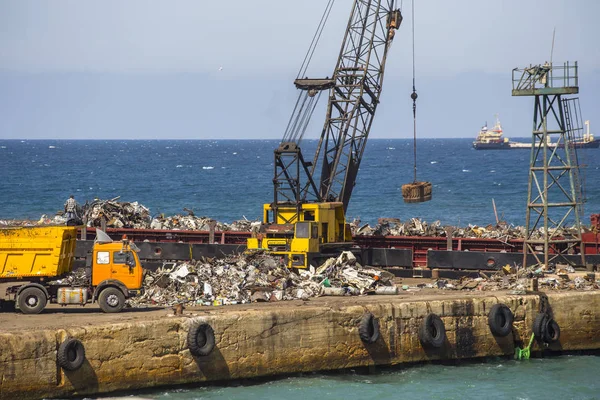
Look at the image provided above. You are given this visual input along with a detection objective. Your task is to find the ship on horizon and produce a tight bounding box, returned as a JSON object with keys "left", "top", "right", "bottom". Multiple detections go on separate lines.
{"left": 472, "top": 117, "right": 599, "bottom": 150}
{"left": 471, "top": 116, "right": 513, "bottom": 150}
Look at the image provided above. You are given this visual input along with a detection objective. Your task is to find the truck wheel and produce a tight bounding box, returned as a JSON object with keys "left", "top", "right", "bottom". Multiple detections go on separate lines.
{"left": 18, "top": 287, "right": 47, "bottom": 314}
{"left": 98, "top": 287, "right": 125, "bottom": 313}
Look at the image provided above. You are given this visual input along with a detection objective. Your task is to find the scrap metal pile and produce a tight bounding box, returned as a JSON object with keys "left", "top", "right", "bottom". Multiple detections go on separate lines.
{"left": 127, "top": 254, "right": 598, "bottom": 309}
{"left": 430, "top": 263, "right": 599, "bottom": 293}
{"left": 15, "top": 197, "right": 592, "bottom": 240}
{"left": 42, "top": 197, "right": 261, "bottom": 232}
{"left": 82, "top": 197, "right": 152, "bottom": 229}
{"left": 127, "top": 251, "right": 396, "bottom": 308}
{"left": 348, "top": 217, "right": 584, "bottom": 241}
{"left": 149, "top": 215, "right": 260, "bottom": 233}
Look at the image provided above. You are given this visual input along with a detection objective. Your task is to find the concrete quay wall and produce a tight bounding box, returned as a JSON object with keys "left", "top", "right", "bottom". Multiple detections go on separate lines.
{"left": 1, "top": 291, "right": 599, "bottom": 399}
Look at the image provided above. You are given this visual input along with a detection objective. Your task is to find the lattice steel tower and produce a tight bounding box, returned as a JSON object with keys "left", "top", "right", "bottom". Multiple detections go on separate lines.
{"left": 512, "top": 62, "right": 586, "bottom": 269}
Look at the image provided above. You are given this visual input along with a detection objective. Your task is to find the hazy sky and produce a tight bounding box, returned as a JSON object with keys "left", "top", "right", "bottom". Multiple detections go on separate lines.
{"left": 1, "top": 0, "right": 599, "bottom": 139}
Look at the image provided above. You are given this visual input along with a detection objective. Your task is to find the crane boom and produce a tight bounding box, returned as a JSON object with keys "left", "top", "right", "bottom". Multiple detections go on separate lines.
{"left": 248, "top": 1, "right": 402, "bottom": 269}
{"left": 313, "top": 0, "right": 401, "bottom": 210}
{"left": 273, "top": 0, "right": 401, "bottom": 217}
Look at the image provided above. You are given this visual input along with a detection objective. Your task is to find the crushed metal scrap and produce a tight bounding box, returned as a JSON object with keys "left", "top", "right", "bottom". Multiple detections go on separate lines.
{"left": 348, "top": 217, "right": 585, "bottom": 240}
{"left": 8, "top": 197, "right": 592, "bottom": 239}
{"left": 127, "top": 251, "right": 396, "bottom": 308}
{"left": 37, "top": 197, "right": 262, "bottom": 232}
{"left": 429, "top": 263, "right": 599, "bottom": 293}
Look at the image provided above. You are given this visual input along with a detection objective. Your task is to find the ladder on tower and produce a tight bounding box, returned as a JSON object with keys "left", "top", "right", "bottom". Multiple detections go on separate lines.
{"left": 511, "top": 61, "right": 584, "bottom": 269}
{"left": 562, "top": 98, "right": 585, "bottom": 218}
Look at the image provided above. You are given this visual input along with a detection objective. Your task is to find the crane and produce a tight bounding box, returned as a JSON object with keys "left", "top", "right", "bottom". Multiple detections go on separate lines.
{"left": 247, "top": 0, "right": 403, "bottom": 269}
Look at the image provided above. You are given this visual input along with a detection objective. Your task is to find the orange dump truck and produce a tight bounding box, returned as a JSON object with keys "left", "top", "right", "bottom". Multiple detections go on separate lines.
{"left": 0, "top": 226, "right": 144, "bottom": 314}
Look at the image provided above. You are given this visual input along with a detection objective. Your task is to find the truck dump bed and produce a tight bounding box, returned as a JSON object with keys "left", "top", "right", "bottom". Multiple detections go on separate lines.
{"left": 0, "top": 226, "right": 77, "bottom": 280}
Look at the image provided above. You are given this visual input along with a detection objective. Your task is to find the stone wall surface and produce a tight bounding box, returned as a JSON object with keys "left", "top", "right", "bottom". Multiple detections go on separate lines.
{"left": 1, "top": 291, "right": 598, "bottom": 400}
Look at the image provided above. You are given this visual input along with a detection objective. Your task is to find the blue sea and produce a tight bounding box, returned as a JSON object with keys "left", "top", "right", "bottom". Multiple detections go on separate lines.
{"left": 125, "top": 355, "right": 600, "bottom": 400}
{"left": 1, "top": 139, "right": 599, "bottom": 227}
{"left": 2, "top": 139, "right": 600, "bottom": 399}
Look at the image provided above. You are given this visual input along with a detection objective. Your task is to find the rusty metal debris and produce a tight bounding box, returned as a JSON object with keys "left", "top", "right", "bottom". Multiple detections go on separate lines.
{"left": 348, "top": 217, "right": 585, "bottom": 241}
{"left": 2, "top": 198, "right": 592, "bottom": 241}
{"left": 126, "top": 251, "right": 397, "bottom": 308}
{"left": 149, "top": 214, "right": 260, "bottom": 233}
{"left": 83, "top": 197, "right": 151, "bottom": 229}
{"left": 430, "top": 263, "right": 599, "bottom": 293}
{"left": 29, "top": 197, "right": 262, "bottom": 231}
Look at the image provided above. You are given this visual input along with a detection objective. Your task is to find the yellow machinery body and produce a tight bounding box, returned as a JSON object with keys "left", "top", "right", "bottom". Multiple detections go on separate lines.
{"left": 0, "top": 226, "right": 143, "bottom": 290}
{"left": 0, "top": 226, "right": 144, "bottom": 313}
{"left": 0, "top": 226, "right": 77, "bottom": 279}
{"left": 247, "top": 202, "right": 352, "bottom": 269}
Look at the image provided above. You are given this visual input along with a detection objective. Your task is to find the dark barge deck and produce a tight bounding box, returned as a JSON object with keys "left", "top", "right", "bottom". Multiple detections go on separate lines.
{"left": 74, "top": 227, "right": 600, "bottom": 274}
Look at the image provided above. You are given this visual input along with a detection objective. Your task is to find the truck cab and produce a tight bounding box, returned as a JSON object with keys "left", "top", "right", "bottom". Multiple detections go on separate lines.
{"left": 88, "top": 235, "right": 144, "bottom": 312}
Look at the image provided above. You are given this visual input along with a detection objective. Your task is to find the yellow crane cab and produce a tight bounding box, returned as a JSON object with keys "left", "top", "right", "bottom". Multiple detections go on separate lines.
{"left": 247, "top": 202, "right": 352, "bottom": 269}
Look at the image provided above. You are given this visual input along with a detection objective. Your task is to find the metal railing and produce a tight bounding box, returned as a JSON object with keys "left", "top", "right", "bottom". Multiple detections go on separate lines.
{"left": 512, "top": 61, "right": 578, "bottom": 93}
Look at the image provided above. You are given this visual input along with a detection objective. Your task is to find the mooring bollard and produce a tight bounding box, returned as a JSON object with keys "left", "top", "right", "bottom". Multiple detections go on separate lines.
{"left": 529, "top": 277, "right": 538, "bottom": 292}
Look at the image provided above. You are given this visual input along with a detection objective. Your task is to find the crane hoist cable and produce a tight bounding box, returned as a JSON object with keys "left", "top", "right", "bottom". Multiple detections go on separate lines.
{"left": 282, "top": 0, "right": 336, "bottom": 144}
{"left": 401, "top": 0, "right": 432, "bottom": 203}
{"left": 297, "top": 0, "right": 336, "bottom": 80}
{"left": 411, "top": 0, "right": 417, "bottom": 183}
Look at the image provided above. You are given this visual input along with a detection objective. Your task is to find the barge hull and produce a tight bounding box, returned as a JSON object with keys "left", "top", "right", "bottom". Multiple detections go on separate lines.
{"left": 71, "top": 235, "right": 600, "bottom": 273}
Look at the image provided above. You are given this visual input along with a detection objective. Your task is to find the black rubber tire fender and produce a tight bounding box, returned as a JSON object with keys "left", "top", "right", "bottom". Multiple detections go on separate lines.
{"left": 58, "top": 338, "right": 86, "bottom": 371}
{"left": 532, "top": 312, "right": 549, "bottom": 340}
{"left": 187, "top": 322, "right": 216, "bottom": 357}
{"left": 17, "top": 286, "right": 47, "bottom": 314}
{"left": 98, "top": 287, "right": 126, "bottom": 313}
{"left": 419, "top": 313, "right": 446, "bottom": 348}
{"left": 487, "top": 303, "right": 514, "bottom": 337}
{"left": 358, "top": 312, "right": 380, "bottom": 344}
{"left": 543, "top": 318, "right": 561, "bottom": 343}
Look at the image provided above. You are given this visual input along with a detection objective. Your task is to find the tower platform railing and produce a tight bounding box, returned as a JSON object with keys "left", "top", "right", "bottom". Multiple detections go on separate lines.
{"left": 512, "top": 61, "right": 578, "bottom": 96}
